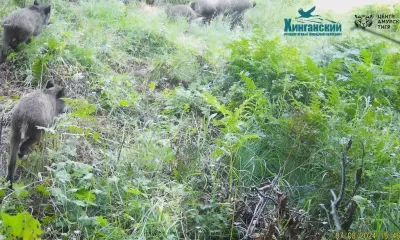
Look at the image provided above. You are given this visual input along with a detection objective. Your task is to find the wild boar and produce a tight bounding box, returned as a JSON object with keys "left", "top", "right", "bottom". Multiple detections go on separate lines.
{"left": 166, "top": 5, "right": 199, "bottom": 21}
{"left": 0, "top": 1, "right": 51, "bottom": 64}
{"left": 190, "top": 0, "right": 256, "bottom": 28}
{"left": 6, "top": 83, "right": 66, "bottom": 186}
{"left": 190, "top": 0, "right": 217, "bottom": 24}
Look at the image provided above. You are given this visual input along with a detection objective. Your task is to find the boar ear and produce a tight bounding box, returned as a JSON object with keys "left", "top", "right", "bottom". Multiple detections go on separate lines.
{"left": 190, "top": 2, "right": 195, "bottom": 9}
{"left": 34, "top": 0, "right": 39, "bottom": 5}
{"left": 44, "top": 6, "right": 51, "bottom": 14}
{"left": 45, "top": 81, "right": 55, "bottom": 89}
{"left": 56, "top": 87, "right": 66, "bottom": 99}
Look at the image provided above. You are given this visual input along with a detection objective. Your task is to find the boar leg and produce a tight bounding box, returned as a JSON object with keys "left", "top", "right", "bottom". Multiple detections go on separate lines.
{"left": 6, "top": 128, "right": 22, "bottom": 184}
{"left": 0, "top": 49, "right": 6, "bottom": 64}
{"left": 229, "top": 11, "right": 244, "bottom": 29}
{"left": 18, "top": 126, "right": 43, "bottom": 159}
{"left": 0, "top": 38, "right": 10, "bottom": 63}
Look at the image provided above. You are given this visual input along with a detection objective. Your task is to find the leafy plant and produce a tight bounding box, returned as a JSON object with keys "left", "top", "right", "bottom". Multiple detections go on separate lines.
{"left": 1, "top": 211, "right": 42, "bottom": 240}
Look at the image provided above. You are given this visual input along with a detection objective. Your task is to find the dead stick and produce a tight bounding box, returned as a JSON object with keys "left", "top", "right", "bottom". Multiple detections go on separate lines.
{"left": 336, "top": 152, "right": 346, "bottom": 209}
{"left": 346, "top": 140, "right": 364, "bottom": 206}
{"left": 331, "top": 152, "right": 346, "bottom": 232}
{"left": 0, "top": 116, "right": 3, "bottom": 150}
{"left": 117, "top": 123, "right": 127, "bottom": 163}
{"left": 351, "top": 27, "right": 400, "bottom": 45}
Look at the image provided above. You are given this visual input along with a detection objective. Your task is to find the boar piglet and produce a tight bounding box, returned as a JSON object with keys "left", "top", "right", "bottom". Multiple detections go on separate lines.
{"left": 0, "top": 1, "right": 51, "bottom": 64}
{"left": 6, "top": 84, "right": 66, "bottom": 186}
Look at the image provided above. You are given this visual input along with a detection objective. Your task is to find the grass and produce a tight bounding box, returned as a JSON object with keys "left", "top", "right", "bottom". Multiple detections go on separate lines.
{"left": 0, "top": 0, "right": 399, "bottom": 239}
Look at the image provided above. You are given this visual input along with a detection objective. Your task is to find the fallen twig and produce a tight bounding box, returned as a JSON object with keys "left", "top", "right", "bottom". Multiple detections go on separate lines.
{"left": 346, "top": 140, "right": 364, "bottom": 206}
{"left": 330, "top": 151, "right": 346, "bottom": 232}
{"left": 117, "top": 123, "right": 127, "bottom": 163}
{"left": 0, "top": 115, "right": 3, "bottom": 150}
{"left": 351, "top": 26, "right": 400, "bottom": 45}
{"left": 243, "top": 167, "right": 282, "bottom": 239}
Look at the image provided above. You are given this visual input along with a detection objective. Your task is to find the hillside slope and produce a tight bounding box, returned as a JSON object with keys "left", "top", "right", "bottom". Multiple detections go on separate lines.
{"left": 0, "top": 0, "right": 399, "bottom": 239}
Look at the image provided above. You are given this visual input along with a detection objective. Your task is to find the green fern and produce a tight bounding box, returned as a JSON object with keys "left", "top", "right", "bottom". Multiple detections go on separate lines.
{"left": 360, "top": 49, "right": 373, "bottom": 66}
{"left": 32, "top": 56, "right": 48, "bottom": 86}
{"left": 324, "top": 59, "right": 343, "bottom": 81}
{"left": 382, "top": 52, "right": 400, "bottom": 76}
{"left": 327, "top": 84, "right": 340, "bottom": 108}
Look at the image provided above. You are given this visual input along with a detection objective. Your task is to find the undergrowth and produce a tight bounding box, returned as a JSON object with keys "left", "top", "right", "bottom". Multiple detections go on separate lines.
{"left": 0, "top": 0, "right": 399, "bottom": 239}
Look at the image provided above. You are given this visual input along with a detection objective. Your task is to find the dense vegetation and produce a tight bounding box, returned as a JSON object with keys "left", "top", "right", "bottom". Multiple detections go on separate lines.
{"left": 0, "top": 0, "right": 399, "bottom": 239}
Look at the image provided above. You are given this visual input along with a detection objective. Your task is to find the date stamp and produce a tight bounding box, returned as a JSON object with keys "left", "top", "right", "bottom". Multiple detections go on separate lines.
{"left": 334, "top": 232, "right": 376, "bottom": 239}
{"left": 333, "top": 232, "right": 400, "bottom": 239}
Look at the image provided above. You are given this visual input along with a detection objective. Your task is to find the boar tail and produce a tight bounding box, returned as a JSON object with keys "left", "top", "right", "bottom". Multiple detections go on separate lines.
{"left": 2, "top": 24, "right": 26, "bottom": 34}
{"left": 2, "top": 23, "right": 19, "bottom": 31}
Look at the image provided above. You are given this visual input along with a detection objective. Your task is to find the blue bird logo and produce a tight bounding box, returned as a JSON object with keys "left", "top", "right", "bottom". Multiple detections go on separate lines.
{"left": 293, "top": 6, "right": 337, "bottom": 24}
{"left": 296, "top": 6, "right": 318, "bottom": 19}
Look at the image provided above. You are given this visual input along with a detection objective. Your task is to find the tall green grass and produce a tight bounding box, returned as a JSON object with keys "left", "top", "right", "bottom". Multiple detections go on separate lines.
{"left": 0, "top": 0, "right": 399, "bottom": 238}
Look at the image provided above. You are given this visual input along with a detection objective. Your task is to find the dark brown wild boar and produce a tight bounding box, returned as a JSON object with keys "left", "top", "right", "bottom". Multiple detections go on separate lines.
{"left": 190, "top": 0, "right": 256, "bottom": 29}
{"left": 6, "top": 83, "right": 66, "bottom": 187}
{"left": 166, "top": 5, "right": 199, "bottom": 21}
{"left": 0, "top": 1, "right": 51, "bottom": 64}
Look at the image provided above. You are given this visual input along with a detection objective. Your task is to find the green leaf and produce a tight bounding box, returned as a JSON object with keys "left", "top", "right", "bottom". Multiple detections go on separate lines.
{"left": 12, "top": 183, "right": 29, "bottom": 199}
{"left": 72, "top": 200, "right": 86, "bottom": 207}
{"left": 119, "top": 99, "right": 130, "bottom": 107}
{"left": 55, "top": 170, "right": 71, "bottom": 183}
{"left": 183, "top": 103, "right": 190, "bottom": 112}
{"left": 126, "top": 188, "right": 142, "bottom": 195}
{"left": 148, "top": 82, "right": 156, "bottom": 90}
{"left": 78, "top": 216, "right": 97, "bottom": 227}
{"left": 0, "top": 188, "right": 6, "bottom": 197}
{"left": 7, "top": 52, "right": 16, "bottom": 60}
{"left": 352, "top": 195, "right": 370, "bottom": 205}
{"left": 73, "top": 188, "right": 96, "bottom": 203}
{"left": 240, "top": 74, "right": 256, "bottom": 93}
{"left": 41, "top": 215, "right": 55, "bottom": 225}
{"left": 35, "top": 185, "right": 50, "bottom": 197}
{"left": 50, "top": 187, "right": 69, "bottom": 204}
{"left": 202, "top": 91, "right": 231, "bottom": 116}
{"left": 97, "top": 216, "right": 108, "bottom": 227}
{"left": 325, "top": 59, "right": 342, "bottom": 81}
{"left": 360, "top": 49, "right": 373, "bottom": 65}
{"left": 125, "top": 80, "right": 133, "bottom": 87}
{"left": 1, "top": 211, "right": 42, "bottom": 239}
{"left": 383, "top": 183, "right": 400, "bottom": 190}
{"left": 32, "top": 55, "right": 48, "bottom": 84}
{"left": 173, "top": 169, "right": 180, "bottom": 180}
{"left": 93, "top": 132, "right": 100, "bottom": 141}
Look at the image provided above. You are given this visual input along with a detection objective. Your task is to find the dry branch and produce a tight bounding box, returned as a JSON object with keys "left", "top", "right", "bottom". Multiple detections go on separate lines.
{"left": 330, "top": 150, "right": 346, "bottom": 232}
{"left": 243, "top": 169, "right": 282, "bottom": 239}
{"left": 0, "top": 115, "right": 3, "bottom": 149}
